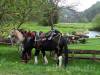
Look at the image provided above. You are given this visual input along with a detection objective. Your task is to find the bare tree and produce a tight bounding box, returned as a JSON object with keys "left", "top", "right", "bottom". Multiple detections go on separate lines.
{"left": 37, "top": 0, "right": 77, "bottom": 30}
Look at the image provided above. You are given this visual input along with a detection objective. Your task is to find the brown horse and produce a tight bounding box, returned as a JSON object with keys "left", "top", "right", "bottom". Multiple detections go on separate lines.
{"left": 9, "top": 29, "right": 25, "bottom": 53}
{"left": 9, "top": 29, "right": 48, "bottom": 64}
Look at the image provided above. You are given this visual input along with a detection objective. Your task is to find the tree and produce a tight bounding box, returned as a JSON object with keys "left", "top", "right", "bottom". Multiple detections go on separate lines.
{"left": 0, "top": 0, "right": 35, "bottom": 37}
{"left": 0, "top": 0, "right": 76, "bottom": 31}
{"left": 0, "top": 0, "right": 39, "bottom": 28}
{"left": 92, "top": 13, "right": 100, "bottom": 31}
{"left": 37, "top": 0, "right": 60, "bottom": 30}
{"left": 0, "top": 0, "right": 15, "bottom": 37}
{"left": 37, "top": 0, "right": 77, "bottom": 29}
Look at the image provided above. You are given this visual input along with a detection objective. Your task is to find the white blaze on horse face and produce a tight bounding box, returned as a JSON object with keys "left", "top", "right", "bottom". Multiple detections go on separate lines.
{"left": 58, "top": 56, "right": 63, "bottom": 67}
{"left": 44, "top": 56, "right": 48, "bottom": 64}
{"left": 34, "top": 56, "right": 38, "bottom": 64}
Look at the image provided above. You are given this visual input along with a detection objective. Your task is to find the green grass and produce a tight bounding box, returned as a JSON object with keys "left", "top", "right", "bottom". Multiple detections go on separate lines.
{"left": 20, "top": 22, "right": 93, "bottom": 33}
{"left": 21, "top": 22, "right": 51, "bottom": 32}
{"left": 0, "top": 45, "right": 100, "bottom": 75}
{"left": 0, "top": 22, "right": 93, "bottom": 37}
{"left": 69, "top": 38, "right": 100, "bottom": 50}
{"left": 0, "top": 22, "right": 100, "bottom": 75}
{"left": 55, "top": 23, "right": 93, "bottom": 32}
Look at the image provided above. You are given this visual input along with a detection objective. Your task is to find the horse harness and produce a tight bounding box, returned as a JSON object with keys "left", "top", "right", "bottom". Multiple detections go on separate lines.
{"left": 42, "top": 30, "right": 62, "bottom": 50}
{"left": 18, "top": 29, "right": 62, "bottom": 49}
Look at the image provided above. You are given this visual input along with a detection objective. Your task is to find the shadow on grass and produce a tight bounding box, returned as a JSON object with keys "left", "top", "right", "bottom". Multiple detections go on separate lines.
{"left": 0, "top": 45, "right": 55, "bottom": 65}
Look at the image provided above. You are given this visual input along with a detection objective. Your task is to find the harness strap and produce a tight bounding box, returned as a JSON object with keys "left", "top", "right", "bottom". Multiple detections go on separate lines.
{"left": 56, "top": 34, "right": 62, "bottom": 51}
{"left": 35, "top": 32, "right": 40, "bottom": 42}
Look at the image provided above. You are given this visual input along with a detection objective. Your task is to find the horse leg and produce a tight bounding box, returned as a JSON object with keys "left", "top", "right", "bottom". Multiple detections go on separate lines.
{"left": 58, "top": 46, "right": 68, "bottom": 67}
{"left": 43, "top": 56, "right": 48, "bottom": 64}
{"left": 54, "top": 50, "right": 58, "bottom": 60}
{"left": 34, "top": 49, "right": 40, "bottom": 64}
{"left": 18, "top": 43, "right": 23, "bottom": 52}
{"left": 41, "top": 50, "right": 48, "bottom": 64}
{"left": 18, "top": 44, "right": 24, "bottom": 57}
{"left": 29, "top": 50, "right": 32, "bottom": 59}
{"left": 21, "top": 50, "right": 28, "bottom": 63}
{"left": 21, "top": 50, "right": 25, "bottom": 63}
{"left": 49, "top": 51, "right": 52, "bottom": 56}
{"left": 27, "top": 49, "right": 32, "bottom": 60}
{"left": 63, "top": 45, "right": 68, "bottom": 67}
{"left": 26, "top": 43, "right": 33, "bottom": 60}
{"left": 58, "top": 55, "right": 63, "bottom": 67}
{"left": 57, "top": 49, "right": 63, "bottom": 67}
{"left": 25, "top": 52, "right": 28, "bottom": 63}
{"left": 58, "top": 50, "right": 63, "bottom": 67}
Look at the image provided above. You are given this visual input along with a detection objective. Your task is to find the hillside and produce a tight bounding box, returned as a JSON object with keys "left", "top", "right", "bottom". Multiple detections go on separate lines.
{"left": 59, "top": 8, "right": 88, "bottom": 23}
{"left": 59, "top": 1, "right": 100, "bottom": 23}
{"left": 83, "top": 1, "right": 100, "bottom": 22}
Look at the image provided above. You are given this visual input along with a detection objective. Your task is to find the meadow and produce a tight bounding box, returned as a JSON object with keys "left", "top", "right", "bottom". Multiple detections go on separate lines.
{"left": 0, "top": 23, "right": 100, "bottom": 75}
{"left": 16, "top": 22, "right": 100, "bottom": 50}
{"left": 21, "top": 22, "right": 93, "bottom": 32}
{"left": 0, "top": 45, "right": 100, "bottom": 75}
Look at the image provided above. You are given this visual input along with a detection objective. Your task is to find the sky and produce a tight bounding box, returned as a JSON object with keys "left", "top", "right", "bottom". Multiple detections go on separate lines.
{"left": 59, "top": 0, "right": 100, "bottom": 12}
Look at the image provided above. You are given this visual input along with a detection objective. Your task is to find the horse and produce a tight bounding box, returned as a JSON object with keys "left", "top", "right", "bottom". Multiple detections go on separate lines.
{"left": 8, "top": 29, "right": 47, "bottom": 63}
{"left": 9, "top": 29, "right": 68, "bottom": 67}
{"left": 34, "top": 30, "right": 68, "bottom": 67}
{"left": 8, "top": 29, "right": 25, "bottom": 53}
{"left": 8, "top": 29, "right": 36, "bottom": 63}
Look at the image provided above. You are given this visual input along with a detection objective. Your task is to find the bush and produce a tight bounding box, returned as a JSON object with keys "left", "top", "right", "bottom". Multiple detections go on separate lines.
{"left": 38, "top": 18, "right": 48, "bottom": 26}
{"left": 92, "top": 14, "right": 100, "bottom": 31}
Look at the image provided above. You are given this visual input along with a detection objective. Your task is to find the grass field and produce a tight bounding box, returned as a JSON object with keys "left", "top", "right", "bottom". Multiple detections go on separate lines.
{"left": 20, "top": 22, "right": 93, "bottom": 32}
{"left": 0, "top": 22, "right": 100, "bottom": 75}
{"left": 0, "top": 22, "right": 93, "bottom": 36}
{"left": 0, "top": 45, "right": 100, "bottom": 75}
{"left": 69, "top": 38, "right": 100, "bottom": 50}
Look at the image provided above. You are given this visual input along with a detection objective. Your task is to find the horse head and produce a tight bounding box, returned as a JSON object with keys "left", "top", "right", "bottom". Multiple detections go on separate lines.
{"left": 8, "top": 28, "right": 25, "bottom": 45}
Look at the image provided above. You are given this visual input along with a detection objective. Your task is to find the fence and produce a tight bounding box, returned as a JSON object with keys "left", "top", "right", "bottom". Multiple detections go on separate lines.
{"left": 69, "top": 49, "right": 100, "bottom": 60}
{"left": 0, "top": 37, "right": 11, "bottom": 45}
{"left": 0, "top": 38, "right": 100, "bottom": 61}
